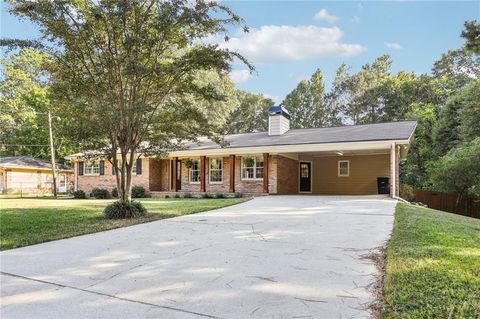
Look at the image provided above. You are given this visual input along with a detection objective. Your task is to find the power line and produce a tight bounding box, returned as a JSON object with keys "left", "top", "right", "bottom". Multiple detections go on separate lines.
{"left": 1, "top": 144, "right": 49, "bottom": 147}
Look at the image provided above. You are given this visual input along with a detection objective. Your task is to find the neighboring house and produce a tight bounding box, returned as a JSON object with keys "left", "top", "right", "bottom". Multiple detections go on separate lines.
{"left": 66, "top": 106, "right": 416, "bottom": 197}
{"left": 0, "top": 156, "right": 74, "bottom": 195}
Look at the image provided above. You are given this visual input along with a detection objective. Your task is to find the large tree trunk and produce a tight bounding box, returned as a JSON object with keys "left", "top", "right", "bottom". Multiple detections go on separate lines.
{"left": 111, "top": 149, "right": 135, "bottom": 202}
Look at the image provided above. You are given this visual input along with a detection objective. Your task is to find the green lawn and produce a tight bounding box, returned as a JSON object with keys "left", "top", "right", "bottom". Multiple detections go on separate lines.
{"left": 0, "top": 197, "right": 246, "bottom": 250}
{"left": 383, "top": 203, "right": 480, "bottom": 318}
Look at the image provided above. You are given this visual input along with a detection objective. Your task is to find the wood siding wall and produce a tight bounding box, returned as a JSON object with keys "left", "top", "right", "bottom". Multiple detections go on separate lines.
{"left": 300, "top": 154, "right": 390, "bottom": 195}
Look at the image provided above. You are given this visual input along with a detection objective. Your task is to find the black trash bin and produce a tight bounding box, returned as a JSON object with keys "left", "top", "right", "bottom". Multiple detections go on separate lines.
{"left": 377, "top": 177, "right": 390, "bottom": 194}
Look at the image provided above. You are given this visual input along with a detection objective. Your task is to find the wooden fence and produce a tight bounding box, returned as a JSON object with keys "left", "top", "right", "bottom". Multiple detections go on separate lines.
{"left": 414, "top": 189, "right": 480, "bottom": 219}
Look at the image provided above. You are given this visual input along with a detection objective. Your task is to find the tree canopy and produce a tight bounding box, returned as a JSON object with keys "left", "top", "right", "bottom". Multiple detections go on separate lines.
{"left": 3, "top": 0, "right": 252, "bottom": 203}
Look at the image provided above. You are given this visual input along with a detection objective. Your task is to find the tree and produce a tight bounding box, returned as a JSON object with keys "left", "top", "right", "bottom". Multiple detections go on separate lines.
{"left": 458, "top": 80, "right": 480, "bottom": 142}
{"left": 224, "top": 91, "right": 274, "bottom": 134}
{"left": 428, "top": 138, "right": 480, "bottom": 199}
{"left": 432, "top": 49, "right": 480, "bottom": 90}
{"left": 282, "top": 68, "right": 327, "bottom": 128}
{"left": 461, "top": 20, "right": 480, "bottom": 55}
{"left": 324, "top": 63, "right": 349, "bottom": 126}
{"left": 0, "top": 49, "right": 76, "bottom": 160}
{"left": 400, "top": 103, "right": 438, "bottom": 188}
{"left": 4, "top": 0, "right": 252, "bottom": 205}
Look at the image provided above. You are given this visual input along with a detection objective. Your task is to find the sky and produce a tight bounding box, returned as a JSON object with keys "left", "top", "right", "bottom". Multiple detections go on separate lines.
{"left": 1, "top": 1, "right": 479, "bottom": 103}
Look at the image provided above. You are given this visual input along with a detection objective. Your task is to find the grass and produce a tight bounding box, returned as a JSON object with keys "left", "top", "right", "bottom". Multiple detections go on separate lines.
{"left": 383, "top": 203, "right": 480, "bottom": 318}
{"left": 0, "top": 197, "right": 246, "bottom": 251}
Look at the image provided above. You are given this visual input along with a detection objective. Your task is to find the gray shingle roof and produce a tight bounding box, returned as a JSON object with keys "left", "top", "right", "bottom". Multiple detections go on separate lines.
{"left": 183, "top": 121, "right": 417, "bottom": 150}
{"left": 0, "top": 156, "right": 73, "bottom": 171}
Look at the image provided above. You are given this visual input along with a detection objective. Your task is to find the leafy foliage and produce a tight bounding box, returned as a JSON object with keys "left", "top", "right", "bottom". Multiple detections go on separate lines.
{"left": 224, "top": 90, "right": 274, "bottom": 134}
{"left": 461, "top": 20, "right": 480, "bottom": 55}
{"left": 131, "top": 185, "right": 148, "bottom": 198}
{"left": 282, "top": 68, "right": 328, "bottom": 128}
{"left": 4, "top": 0, "right": 251, "bottom": 202}
{"left": 428, "top": 138, "right": 480, "bottom": 198}
{"left": 91, "top": 188, "right": 109, "bottom": 199}
{"left": 103, "top": 201, "right": 147, "bottom": 219}
{"left": 72, "top": 190, "right": 86, "bottom": 199}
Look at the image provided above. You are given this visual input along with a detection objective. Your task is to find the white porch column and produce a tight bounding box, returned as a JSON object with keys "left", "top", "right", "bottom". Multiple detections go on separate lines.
{"left": 390, "top": 142, "right": 396, "bottom": 197}
{"left": 74, "top": 162, "right": 78, "bottom": 191}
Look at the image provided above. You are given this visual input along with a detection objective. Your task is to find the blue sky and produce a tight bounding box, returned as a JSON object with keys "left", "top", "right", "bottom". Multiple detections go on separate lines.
{"left": 2, "top": 1, "right": 479, "bottom": 103}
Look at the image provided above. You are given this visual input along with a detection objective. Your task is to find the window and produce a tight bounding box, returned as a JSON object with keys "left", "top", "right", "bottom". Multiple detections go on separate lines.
{"left": 241, "top": 156, "right": 264, "bottom": 180}
{"left": 338, "top": 160, "right": 349, "bottom": 177}
{"left": 189, "top": 159, "right": 200, "bottom": 184}
{"left": 209, "top": 158, "right": 223, "bottom": 183}
{"left": 84, "top": 161, "right": 100, "bottom": 175}
{"left": 112, "top": 159, "right": 137, "bottom": 175}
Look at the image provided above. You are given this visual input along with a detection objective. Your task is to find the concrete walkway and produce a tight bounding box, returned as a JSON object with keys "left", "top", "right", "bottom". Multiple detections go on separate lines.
{"left": 1, "top": 195, "right": 396, "bottom": 319}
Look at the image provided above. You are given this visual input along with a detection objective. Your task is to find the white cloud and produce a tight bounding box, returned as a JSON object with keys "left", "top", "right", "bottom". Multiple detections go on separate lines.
{"left": 313, "top": 9, "right": 338, "bottom": 24}
{"left": 385, "top": 42, "right": 403, "bottom": 50}
{"left": 209, "top": 25, "right": 366, "bottom": 64}
{"left": 229, "top": 69, "right": 253, "bottom": 84}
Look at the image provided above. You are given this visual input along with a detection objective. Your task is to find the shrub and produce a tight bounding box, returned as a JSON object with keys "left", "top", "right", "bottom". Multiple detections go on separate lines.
{"left": 131, "top": 185, "right": 148, "bottom": 198}
{"left": 91, "top": 188, "right": 109, "bottom": 199}
{"left": 400, "top": 184, "right": 415, "bottom": 202}
{"left": 111, "top": 187, "right": 118, "bottom": 198}
{"left": 202, "top": 193, "right": 213, "bottom": 198}
{"left": 174, "top": 194, "right": 180, "bottom": 198}
{"left": 215, "top": 193, "right": 225, "bottom": 198}
{"left": 183, "top": 192, "right": 193, "bottom": 198}
{"left": 103, "top": 201, "right": 147, "bottom": 219}
{"left": 165, "top": 195, "right": 170, "bottom": 198}
{"left": 73, "top": 190, "right": 86, "bottom": 199}
{"left": 234, "top": 192, "right": 243, "bottom": 198}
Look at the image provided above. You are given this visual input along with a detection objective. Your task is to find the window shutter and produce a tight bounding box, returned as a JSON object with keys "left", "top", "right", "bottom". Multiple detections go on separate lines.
{"left": 112, "top": 162, "right": 115, "bottom": 175}
{"left": 78, "top": 161, "right": 84, "bottom": 176}
{"left": 136, "top": 158, "right": 142, "bottom": 175}
{"left": 99, "top": 160, "right": 105, "bottom": 175}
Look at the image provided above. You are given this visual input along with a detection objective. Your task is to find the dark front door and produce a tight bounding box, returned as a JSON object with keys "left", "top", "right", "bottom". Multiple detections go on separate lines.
{"left": 171, "top": 160, "right": 182, "bottom": 191}
{"left": 299, "top": 162, "right": 311, "bottom": 192}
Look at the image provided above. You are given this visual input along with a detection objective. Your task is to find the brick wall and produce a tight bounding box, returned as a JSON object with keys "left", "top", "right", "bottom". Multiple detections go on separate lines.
{"left": 276, "top": 156, "right": 298, "bottom": 194}
{"left": 77, "top": 158, "right": 151, "bottom": 196}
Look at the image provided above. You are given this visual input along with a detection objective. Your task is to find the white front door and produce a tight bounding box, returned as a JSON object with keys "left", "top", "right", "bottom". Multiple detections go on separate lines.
{"left": 58, "top": 174, "right": 67, "bottom": 193}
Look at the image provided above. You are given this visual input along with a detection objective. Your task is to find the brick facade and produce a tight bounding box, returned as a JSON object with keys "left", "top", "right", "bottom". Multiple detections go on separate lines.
{"left": 76, "top": 158, "right": 151, "bottom": 196}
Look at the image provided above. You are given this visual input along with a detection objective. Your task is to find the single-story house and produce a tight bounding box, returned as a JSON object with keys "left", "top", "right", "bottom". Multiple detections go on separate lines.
{"left": 0, "top": 156, "right": 74, "bottom": 195}
{"left": 66, "top": 106, "right": 416, "bottom": 197}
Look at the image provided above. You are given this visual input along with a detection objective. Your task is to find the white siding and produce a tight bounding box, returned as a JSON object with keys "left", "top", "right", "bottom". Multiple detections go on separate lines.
{"left": 268, "top": 114, "right": 290, "bottom": 135}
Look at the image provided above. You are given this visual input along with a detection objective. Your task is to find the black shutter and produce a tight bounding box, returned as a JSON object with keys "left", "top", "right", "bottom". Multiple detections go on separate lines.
{"left": 78, "top": 161, "right": 84, "bottom": 176}
{"left": 112, "top": 162, "right": 115, "bottom": 175}
{"left": 99, "top": 160, "right": 105, "bottom": 175}
{"left": 136, "top": 158, "right": 142, "bottom": 175}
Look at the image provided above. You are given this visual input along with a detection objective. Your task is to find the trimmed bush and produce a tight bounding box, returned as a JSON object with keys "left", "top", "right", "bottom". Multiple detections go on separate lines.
{"left": 132, "top": 185, "right": 148, "bottom": 198}
{"left": 215, "top": 193, "right": 225, "bottom": 199}
{"left": 103, "top": 200, "right": 147, "bottom": 219}
{"left": 234, "top": 192, "right": 243, "bottom": 198}
{"left": 111, "top": 187, "right": 118, "bottom": 198}
{"left": 183, "top": 192, "right": 193, "bottom": 198}
{"left": 400, "top": 184, "right": 415, "bottom": 202}
{"left": 91, "top": 188, "right": 109, "bottom": 199}
{"left": 174, "top": 194, "right": 180, "bottom": 198}
{"left": 165, "top": 195, "right": 170, "bottom": 198}
{"left": 73, "top": 190, "right": 86, "bottom": 199}
{"left": 202, "top": 193, "right": 213, "bottom": 199}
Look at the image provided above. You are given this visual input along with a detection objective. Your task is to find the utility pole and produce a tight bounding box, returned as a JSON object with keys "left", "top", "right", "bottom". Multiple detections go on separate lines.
{"left": 48, "top": 110, "right": 58, "bottom": 198}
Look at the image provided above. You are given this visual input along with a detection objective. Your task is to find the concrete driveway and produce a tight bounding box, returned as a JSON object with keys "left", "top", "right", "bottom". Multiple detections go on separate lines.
{"left": 1, "top": 195, "right": 396, "bottom": 319}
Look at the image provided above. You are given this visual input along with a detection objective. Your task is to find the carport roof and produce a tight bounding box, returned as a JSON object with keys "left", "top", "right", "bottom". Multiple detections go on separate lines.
{"left": 0, "top": 156, "right": 73, "bottom": 171}
{"left": 183, "top": 120, "right": 417, "bottom": 150}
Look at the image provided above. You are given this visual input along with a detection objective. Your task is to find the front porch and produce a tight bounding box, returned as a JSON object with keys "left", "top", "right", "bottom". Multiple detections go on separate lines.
{"left": 149, "top": 143, "right": 401, "bottom": 197}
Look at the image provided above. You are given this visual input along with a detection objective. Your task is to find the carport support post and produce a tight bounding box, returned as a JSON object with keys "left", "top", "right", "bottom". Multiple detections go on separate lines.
{"left": 229, "top": 155, "right": 235, "bottom": 193}
{"left": 200, "top": 156, "right": 206, "bottom": 192}
{"left": 390, "top": 143, "right": 396, "bottom": 197}
{"left": 172, "top": 157, "right": 178, "bottom": 192}
{"left": 263, "top": 153, "right": 269, "bottom": 193}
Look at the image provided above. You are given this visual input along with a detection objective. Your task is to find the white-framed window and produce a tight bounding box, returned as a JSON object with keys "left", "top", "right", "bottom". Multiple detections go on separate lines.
{"left": 84, "top": 160, "right": 100, "bottom": 175}
{"left": 189, "top": 159, "right": 200, "bottom": 184}
{"left": 338, "top": 160, "right": 349, "bottom": 177}
{"left": 209, "top": 158, "right": 223, "bottom": 183}
{"left": 241, "top": 156, "right": 264, "bottom": 180}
